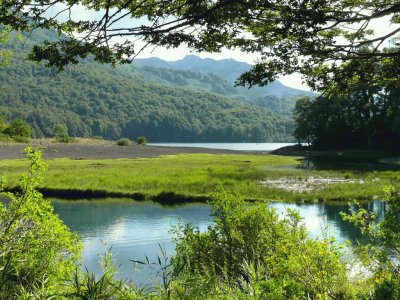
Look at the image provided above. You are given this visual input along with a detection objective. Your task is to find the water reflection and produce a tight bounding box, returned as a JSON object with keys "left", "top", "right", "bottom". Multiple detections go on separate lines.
{"left": 53, "top": 200, "right": 212, "bottom": 285}
{"left": 299, "top": 157, "right": 400, "bottom": 171}
{"left": 52, "top": 199, "right": 385, "bottom": 284}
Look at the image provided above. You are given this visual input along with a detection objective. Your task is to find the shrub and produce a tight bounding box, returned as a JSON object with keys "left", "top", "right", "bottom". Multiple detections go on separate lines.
{"left": 170, "top": 188, "right": 352, "bottom": 299}
{"left": 0, "top": 148, "right": 81, "bottom": 297}
{"left": 116, "top": 138, "right": 131, "bottom": 146}
{"left": 3, "top": 118, "right": 32, "bottom": 138}
{"left": 53, "top": 124, "right": 76, "bottom": 143}
{"left": 137, "top": 135, "right": 147, "bottom": 145}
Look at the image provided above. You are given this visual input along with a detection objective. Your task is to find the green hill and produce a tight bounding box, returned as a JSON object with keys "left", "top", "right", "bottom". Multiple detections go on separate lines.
{"left": 133, "top": 55, "right": 315, "bottom": 101}
{"left": 0, "top": 29, "right": 295, "bottom": 142}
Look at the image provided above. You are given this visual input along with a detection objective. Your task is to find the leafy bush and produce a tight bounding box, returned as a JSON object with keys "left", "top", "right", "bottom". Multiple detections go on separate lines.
{"left": 53, "top": 123, "right": 76, "bottom": 143}
{"left": 170, "top": 189, "right": 352, "bottom": 299}
{"left": 3, "top": 118, "right": 32, "bottom": 138}
{"left": 342, "top": 186, "right": 400, "bottom": 299}
{"left": 116, "top": 138, "right": 131, "bottom": 146}
{"left": 137, "top": 135, "right": 147, "bottom": 145}
{"left": 0, "top": 148, "right": 81, "bottom": 298}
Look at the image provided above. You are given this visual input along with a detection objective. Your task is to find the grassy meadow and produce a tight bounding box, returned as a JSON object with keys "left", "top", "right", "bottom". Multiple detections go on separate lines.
{"left": 0, "top": 153, "right": 398, "bottom": 203}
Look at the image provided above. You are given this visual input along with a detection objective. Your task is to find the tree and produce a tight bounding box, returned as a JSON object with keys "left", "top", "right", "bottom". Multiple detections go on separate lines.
{"left": 4, "top": 118, "right": 32, "bottom": 138}
{"left": 293, "top": 54, "right": 400, "bottom": 149}
{"left": 0, "top": 26, "right": 12, "bottom": 67}
{"left": 171, "top": 189, "right": 352, "bottom": 298}
{"left": 1, "top": 1, "right": 399, "bottom": 88}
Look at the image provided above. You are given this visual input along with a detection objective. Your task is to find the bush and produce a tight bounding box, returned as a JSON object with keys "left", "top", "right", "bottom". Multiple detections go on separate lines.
{"left": 136, "top": 136, "right": 148, "bottom": 145}
{"left": 116, "top": 138, "right": 131, "bottom": 146}
{"left": 55, "top": 134, "right": 76, "bottom": 143}
{"left": 170, "top": 189, "right": 352, "bottom": 299}
{"left": 0, "top": 148, "right": 81, "bottom": 297}
{"left": 53, "top": 124, "right": 76, "bottom": 143}
{"left": 3, "top": 118, "right": 32, "bottom": 138}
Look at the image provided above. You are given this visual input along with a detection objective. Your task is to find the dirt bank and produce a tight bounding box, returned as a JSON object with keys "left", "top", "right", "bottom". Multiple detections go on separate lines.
{"left": 0, "top": 140, "right": 243, "bottom": 160}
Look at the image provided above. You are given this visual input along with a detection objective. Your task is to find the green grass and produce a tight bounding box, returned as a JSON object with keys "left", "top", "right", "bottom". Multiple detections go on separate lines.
{"left": 0, "top": 153, "right": 397, "bottom": 202}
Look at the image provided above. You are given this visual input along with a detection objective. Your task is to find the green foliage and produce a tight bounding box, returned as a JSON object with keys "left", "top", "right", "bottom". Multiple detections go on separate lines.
{"left": 53, "top": 123, "right": 75, "bottom": 143}
{"left": 170, "top": 189, "right": 351, "bottom": 299}
{"left": 0, "top": 154, "right": 396, "bottom": 204}
{"left": 136, "top": 136, "right": 147, "bottom": 145}
{"left": 0, "top": 26, "right": 12, "bottom": 67}
{"left": 0, "top": 29, "right": 294, "bottom": 143}
{"left": 116, "top": 138, "right": 131, "bottom": 146}
{"left": 2, "top": 1, "right": 397, "bottom": 90}
{"left": 293, "top": 54, "right": 400, "bottom": 150}
{"left": 342, "top": 186, "right": 400, "bottom": 299}
{"left": 66, "top": 251, "right": 143, "bottom": 299}
{"left": 0, "top": 148, "right": 81, "bottom": 298}
{"left": 3, "top": 118, "right": 32, "bottom": 138}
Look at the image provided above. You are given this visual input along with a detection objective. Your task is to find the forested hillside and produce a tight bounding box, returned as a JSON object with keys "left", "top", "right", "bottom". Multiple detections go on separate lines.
{"left": 0, "top": 30, "right": 295, "bottom": 142}
{"left": 133, "top": 56, "right": 315, "bottom": 110}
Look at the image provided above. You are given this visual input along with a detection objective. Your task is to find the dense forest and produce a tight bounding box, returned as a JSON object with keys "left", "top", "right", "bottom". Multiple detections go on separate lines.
{"left": 293, "top": 55, "right": 400, "bottom": 150}
{"left": 0, "top": 30, "right": 300, "bottom": 142}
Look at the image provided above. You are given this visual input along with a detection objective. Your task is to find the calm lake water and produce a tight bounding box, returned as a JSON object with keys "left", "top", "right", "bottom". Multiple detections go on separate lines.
{"left": 149, "top": 142, "right": 297, "bottom": 152}
{"left": 52, "top": 199, "right": 384, "bottom": 285}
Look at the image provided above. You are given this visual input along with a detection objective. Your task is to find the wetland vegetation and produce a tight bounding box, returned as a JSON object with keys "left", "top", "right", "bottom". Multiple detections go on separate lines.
{"left": 0, "top": 152, "right": 398, "bottom": 203}
{"left": 1, "top": 0, "right": 400, "bottom": 298}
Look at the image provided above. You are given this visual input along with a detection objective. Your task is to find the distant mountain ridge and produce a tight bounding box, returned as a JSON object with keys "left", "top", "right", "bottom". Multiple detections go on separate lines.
{"left": 134, "top": 55, "right": 315, "bottom": 99}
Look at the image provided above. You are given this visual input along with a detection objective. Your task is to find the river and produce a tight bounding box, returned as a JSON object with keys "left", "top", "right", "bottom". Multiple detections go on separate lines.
{"left": 52, "top": 199, "right": 384, "bottom": 285}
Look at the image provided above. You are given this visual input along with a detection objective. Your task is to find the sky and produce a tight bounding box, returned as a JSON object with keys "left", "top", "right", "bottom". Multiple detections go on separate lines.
{"left": 47, "top": 5, "right": 395, "bottom": 92}
{"left": 132, "top": 16, "right": 393, "bottom": 92}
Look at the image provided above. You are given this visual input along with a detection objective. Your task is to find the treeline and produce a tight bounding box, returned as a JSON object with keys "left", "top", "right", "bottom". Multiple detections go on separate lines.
{"left": 293, "top": 52, "right": 400, "bottom": 151}
{"left": 0, "top": 30, "right": 294, "bottom": 142}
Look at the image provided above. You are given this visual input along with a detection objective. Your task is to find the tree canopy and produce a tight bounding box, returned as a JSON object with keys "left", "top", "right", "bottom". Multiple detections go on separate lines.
{"left": 0, "top": 30, "right": 294, "bottom": 142}
{"left": 2, "top": 0, "right": 399, "bottom": 88}
{"left": 293, "top": 45, "right": 400, "bottom": 150}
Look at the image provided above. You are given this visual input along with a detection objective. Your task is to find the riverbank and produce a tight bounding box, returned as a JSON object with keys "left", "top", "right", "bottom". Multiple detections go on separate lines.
{"left": 0, "top": 152, "right": 397, "bottom": 203}
{"left": 271, "top": 144, "right": 400, "bottom": 161}
{"left": 0, "top": 139, "right": 242, "bottom": 159}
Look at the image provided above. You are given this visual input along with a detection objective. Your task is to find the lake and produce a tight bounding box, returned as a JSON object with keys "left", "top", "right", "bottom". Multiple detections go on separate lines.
{"left": 149, "top": 142, "right": 297, "bottom": 152}
{"left": 52, "top": 199, "right": 384, "bottom": 285}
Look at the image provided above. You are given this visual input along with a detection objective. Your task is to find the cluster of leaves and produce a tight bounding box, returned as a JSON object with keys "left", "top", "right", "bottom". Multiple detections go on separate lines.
{"left": 341, "top": 186, "right": 400, "bottom": 299}
{"left": 0, "top": 113, "right": 32, "bottom": 142}
{"left": 2, "top": 0, "right": 398, "bottom": 88}
{"left": 294, "top": 50, "right": 400, "bottom": 150}
{"left": 116, "top": 138, "right": 131, "bottom": 146}
{"left": 0, "top": 148, "right": 81, "bottom": 298}
{"left": 136, "top": 136, "right": 147, "bottom": 145}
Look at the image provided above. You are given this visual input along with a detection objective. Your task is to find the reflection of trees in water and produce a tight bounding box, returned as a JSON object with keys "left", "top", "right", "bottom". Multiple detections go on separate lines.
{"left": 323, "top": 200, "right": 385, "bottom": 243}
{"left": 52, "top": 199, "right": 386, "bottom": 246}
{"left": 300, "top": 158, "right": 400, "bottom": 171}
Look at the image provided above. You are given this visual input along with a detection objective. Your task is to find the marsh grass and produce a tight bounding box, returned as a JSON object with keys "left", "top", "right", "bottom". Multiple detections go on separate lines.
{"left": 0, "top": 153, "right": 397, "bottom": 202}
